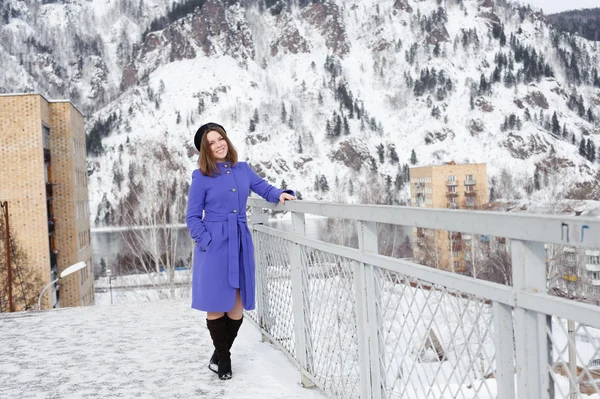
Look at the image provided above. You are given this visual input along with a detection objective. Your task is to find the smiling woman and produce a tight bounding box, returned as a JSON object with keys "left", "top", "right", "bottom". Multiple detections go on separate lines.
{"left": 187, "top": 122, "right": 296, "bottom": 381}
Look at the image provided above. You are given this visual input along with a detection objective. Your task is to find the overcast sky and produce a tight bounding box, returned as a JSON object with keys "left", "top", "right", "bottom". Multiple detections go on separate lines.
{"left": 520, "top": 0, "right": 600, "bottom": 14}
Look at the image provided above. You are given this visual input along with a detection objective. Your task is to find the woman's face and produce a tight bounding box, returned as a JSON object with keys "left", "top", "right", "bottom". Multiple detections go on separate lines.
{"left": 206, "top": 130, "right": 228, "bottom": 161}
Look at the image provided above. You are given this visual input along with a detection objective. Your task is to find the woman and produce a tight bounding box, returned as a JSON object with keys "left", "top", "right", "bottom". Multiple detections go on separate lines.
{"left": 186, "top": 122, "right": 295, "bottom": 380}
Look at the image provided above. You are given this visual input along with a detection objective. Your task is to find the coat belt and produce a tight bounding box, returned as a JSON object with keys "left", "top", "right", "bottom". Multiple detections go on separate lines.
{"left": 202, "top": 213, "right": 253, "bottom": 304}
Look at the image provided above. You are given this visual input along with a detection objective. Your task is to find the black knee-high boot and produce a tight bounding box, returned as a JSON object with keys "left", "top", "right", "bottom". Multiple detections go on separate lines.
{"left": 227, "top": 315, "right": 244, "bottom": 349}
{"left": 209, "top": 315, "right": 243, "bottom": 374}
{"left": 206, "top": 316, "right": 232, "bottom": 380}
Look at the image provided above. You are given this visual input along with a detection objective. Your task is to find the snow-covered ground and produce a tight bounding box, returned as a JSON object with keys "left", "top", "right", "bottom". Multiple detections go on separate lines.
{"left": 0, "top": 299, "right": 325, "bottom": 399}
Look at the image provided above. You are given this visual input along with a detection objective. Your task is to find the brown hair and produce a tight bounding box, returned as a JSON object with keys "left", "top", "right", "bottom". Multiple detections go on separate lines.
{"left": 197, "top": 125, "right": 238, "bottom": 177}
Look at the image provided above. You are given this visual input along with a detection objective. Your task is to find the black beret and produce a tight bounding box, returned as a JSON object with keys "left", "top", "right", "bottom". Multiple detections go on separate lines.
{"left": 194, "top": 122, "right": 225, "bottom": 151}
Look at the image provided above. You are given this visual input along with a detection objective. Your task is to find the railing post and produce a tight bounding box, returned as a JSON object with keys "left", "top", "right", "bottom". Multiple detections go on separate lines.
{"left": 359, "top": 221, "right": 383, "bottom": 399}
{"left": 512, "top": 240, "right": 550, "bottom": 399}
{"left": 290, "top": 211, "right": 313, "bottom": 387}
{"left": 493, "top": 301, "right": 515, "bottom": 399}
{"left": 353, "top": 260, "right": 372, "bottom": 398}
{"left": 249, "top": 207, "right": 268, "bottom": 342}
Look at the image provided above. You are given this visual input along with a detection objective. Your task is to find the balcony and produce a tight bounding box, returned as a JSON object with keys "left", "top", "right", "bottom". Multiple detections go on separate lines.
{"left": 592, "top": 279, "right": 600, "bottom": 286}
{"left": 44, "top": 148, "right": 51, "bottom": 163}
{"left": 586, "top": 264, "right": 600, "bottom": 272}
{"left": 46, "top": 183, "right": 53, "bottom": 198}
{"left": 451, "top": 241, "right": 462, "bottom": 251}
{"left": 465, "top": 179, "right": 476, "bottom": 185}
{"left": 446, "top": 191, "right": 459, "bottom": 197}
{"left": 446, "top": 180, "right": 458, "bottom": 186}
{"left": 563, "top": 274, "right": 578, "bottom": 282}
{"left": 447, "top": 203, "right": 459, "bottom": 209}
{"left": 465, "top": 190, "right": 477, "bottom": 197}
{"left": 415, "top": 182, "right": 425, "bottom": 188}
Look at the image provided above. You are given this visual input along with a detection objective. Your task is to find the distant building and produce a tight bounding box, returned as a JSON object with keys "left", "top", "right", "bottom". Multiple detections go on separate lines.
{"left": 0, "top": 93, "right": 94, "bottom": 309}
{"left": 410, "top": 162, "right": 488, "bottom": 273}
{"left": 551, "top": 246, "right": 600, "bottom": 304}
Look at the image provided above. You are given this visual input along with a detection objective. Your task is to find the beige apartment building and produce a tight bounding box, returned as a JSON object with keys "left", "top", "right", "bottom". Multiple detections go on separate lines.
{"left": 410, "top": 162, "right": 488, "bottom": 273}
{"left": 0, "top": 93, "right": 94, "bottom": 310}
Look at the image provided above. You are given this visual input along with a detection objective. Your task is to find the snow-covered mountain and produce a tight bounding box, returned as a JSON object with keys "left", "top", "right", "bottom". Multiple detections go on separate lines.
{"left": 2, "top": 0, "right": 600, "bottom": 226}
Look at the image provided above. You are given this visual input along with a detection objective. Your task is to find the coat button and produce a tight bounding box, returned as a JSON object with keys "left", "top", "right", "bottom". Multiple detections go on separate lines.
{"left": 226, "top": 170, "right": 231, "bottom": 174}
{"left": 224, "top": 164, "right": 228, "bottom": 168}
{"left": 232, "top": 188, "right": 237, "bottom": 192}
{"left": 233, "top": 210, "right": 237, "bottom": 213}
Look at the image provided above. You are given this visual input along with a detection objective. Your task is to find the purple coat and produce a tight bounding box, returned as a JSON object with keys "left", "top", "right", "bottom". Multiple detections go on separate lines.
{"left": 186, "top": 161, "right": 292, "bottom": 312}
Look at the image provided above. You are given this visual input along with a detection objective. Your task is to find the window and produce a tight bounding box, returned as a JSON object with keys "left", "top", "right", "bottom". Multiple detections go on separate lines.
{"left": 587, "top": 256, "right": 599, "bottom": 265}
{"left": 466, "top": 174, "right": 473, "bottom": 181}
{"left": 42, "top": 125, "right": 50, "bottom": 149}
{"left": 466, "top": 185, "right": 474, "bottom": 192}
{"left": 448, "top": 186, "right": 456, "bottom": 193}
{"left": 447, "top": 175, "right": 456, "bottom": 182}
{"left": 449, "top": 197, "right": 456, "bottom": 204}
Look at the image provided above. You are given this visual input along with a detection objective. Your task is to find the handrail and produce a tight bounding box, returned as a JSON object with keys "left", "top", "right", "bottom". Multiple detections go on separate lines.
{"left": 247, "top": 197, "right": 600, "bottom": 247}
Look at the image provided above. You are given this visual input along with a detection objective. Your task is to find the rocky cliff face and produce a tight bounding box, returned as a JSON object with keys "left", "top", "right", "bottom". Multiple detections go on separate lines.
{"left": 2, "top": 0, "right": 600, "bottom": 225}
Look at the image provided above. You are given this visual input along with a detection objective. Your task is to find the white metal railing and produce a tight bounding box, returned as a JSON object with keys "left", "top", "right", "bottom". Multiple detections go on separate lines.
{"left": 245, "top": 198, "right": 600, "bottom": 399}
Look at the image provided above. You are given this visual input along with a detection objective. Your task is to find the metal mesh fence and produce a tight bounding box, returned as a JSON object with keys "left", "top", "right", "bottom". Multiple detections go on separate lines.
{"left": 376, "top": 269, "right": 497, "bottom": 398}
{"left": 299, "top": 246, "right": 361, "bottom": 398}
{"left": 249, "top": 222, "right": 600, "bottom": 399}
{"left": 252, "top": 230, "right": 296, "bottom": 357}
{"left": 546, "top": 317, "right": 600, "bottom": 398}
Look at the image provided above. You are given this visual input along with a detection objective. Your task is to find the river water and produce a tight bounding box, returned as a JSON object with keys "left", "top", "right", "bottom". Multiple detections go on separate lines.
{"left": 91, "top": 218, "right": 332, "bottom": 275}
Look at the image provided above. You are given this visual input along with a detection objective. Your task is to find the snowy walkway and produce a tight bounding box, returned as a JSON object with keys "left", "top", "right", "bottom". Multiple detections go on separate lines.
{"left": 0, "top": 300, "right": 325, "bottom": 399}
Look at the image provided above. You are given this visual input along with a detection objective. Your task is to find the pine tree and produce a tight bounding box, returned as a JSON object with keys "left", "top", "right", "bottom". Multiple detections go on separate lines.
{"left": 326, "top": 120, "right": 333, "bottom": 140}
{"left": 533, "top": 168, "right": 540, "bottom": 191}
{"left": 253, "top": 108, "right": 260, "bottom": 124}
{"left": 479, "top": 74, "right": 488, "bottom": 94}
{"left": 334, "top": 114, "right": 342, "bottom": 137}
{"left": 343, "top": 116, "right": 350, "bottom": 135}
{"left": 551, "top": 111, "right": 560, "bottom": 135}
{"left": 249, "top": 118, "right": 256, "bottom": 132}
{"left": 410, "top": 149, "right": 417, "bottom": 165}
{"left": 588, "top": 107, "right": 595, "bottom": 123}
{"left": 297, "top": 136, "right": 303, "bottom": 154}
{"left": 388, "top": 145, "right": 399, "bottom": 164}
{"left": 579, "top": 138, "right": 587, "bottom": 157}
{"left": 369, "top": 156, "right": 378, "bottom": 172}
{"left": 562, "top": 124, "right": 568, "bottom": 139}
{"left": 281, "top": 179, "right": 287, "bottom": 190}
{"left": 385, "top": 175, "right": 393, "bottom": 204}
{"left": 281, "top": 102, "right": 287, "bottom": 123}
{"left": 314, "top": 175, "right": 320, "bottom": 191}
{"left": 319, "top": 175, "right": 329, "bottom": 192}
{"left": 377, "top": 144, "right": 385, "bottom": 163}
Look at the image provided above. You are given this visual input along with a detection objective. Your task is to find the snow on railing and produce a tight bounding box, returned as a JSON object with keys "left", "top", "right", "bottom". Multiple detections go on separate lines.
{"left": 246, "top": 198, "right": 600, "bottom": 399}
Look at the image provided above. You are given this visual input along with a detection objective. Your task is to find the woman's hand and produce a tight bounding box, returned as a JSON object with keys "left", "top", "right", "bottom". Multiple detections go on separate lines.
{"left": 279, "top": 192, "right": 296, "bottom": 204}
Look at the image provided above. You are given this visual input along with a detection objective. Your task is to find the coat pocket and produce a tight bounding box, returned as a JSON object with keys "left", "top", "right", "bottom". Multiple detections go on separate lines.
{"left": 196, "top": 235, "right": 212, "bottom": 252}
